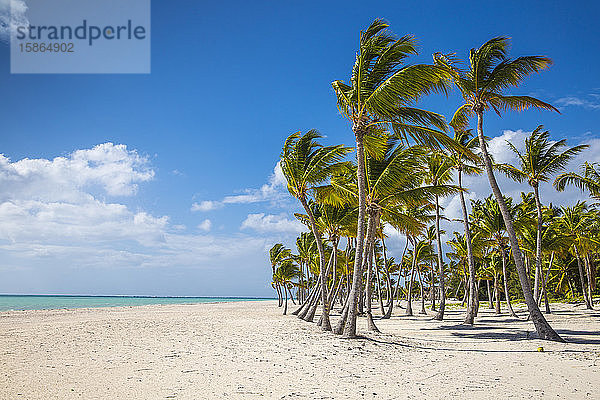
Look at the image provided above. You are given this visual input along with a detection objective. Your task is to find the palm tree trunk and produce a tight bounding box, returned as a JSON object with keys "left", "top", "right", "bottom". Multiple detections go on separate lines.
{"left": 294, "top": 280, "right": 318, "bottom": 316}
{"left": 393, "top": 239, "right": 409, "bottom": 301}
{"left": 283, "top": 286, "right": 289, "bottom": 315}
{"left": 375, "top": 254, "right": 386, "bottom": 316}
{"left": 430, "top": 268, "right": 436, "bottom": 311}
{"left": 366, "top": 242, "right": 380, "bottom": 332}
{"left": 584, "top": 255, "right": 595, "bottom": 309}
{"left": 406, "top": 238, "right": 416, "bottom": 316}
{"left": 342, "top": 130, "right": 368, "bottom": 338}
{"left": 574, "top": 246, "right": 592, "bottom": 309}
{"left": 416, "top": 263, "right": 427, "bottom": 315}
{"left": 500, "top": 248, "right": 519, "bottom": 318}
{"left": 459, "top": 169, "right": 478, "bottom": 324}
{"left": 487, "top": 279, "right": 494, "bottom": 309}
{"left": 434, "top": 195, "right": 446, "bottom": 320}
{"left": 541, "top": 252, "right": 554, "bottom": 313}
{"left": 304, "top": 286, "right": 322, "bottom": 322}
{"left": 476, "top": 110, "right": 563, "bottom": 342}
{"left": 382, "top": 236, "right": 396, "bottom": 318}
{"left": 494, "top": 275, "right": 501, "bottom": 314}
{"left": 533, "top": 184, "right": 544, "bottom": 303}
{"left": 299, "top": 197, "right": 331, "bottom": 331}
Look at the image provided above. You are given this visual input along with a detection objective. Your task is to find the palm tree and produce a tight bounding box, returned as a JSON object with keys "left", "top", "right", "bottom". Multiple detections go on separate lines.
{"left": 446, "top": 128, "right": 483, "bottom": 324}
{"left": 556, "top": 202, "right": 595, "bottom": 309}
{"left": 555, "top": 162, "right": 600, "bottom": 201}
{"left": 498, "top": 125, "right": 587, "bottom": 302}
{"left": 320, "top": 138, "right": 457, "bottom": 332}
{"left": 273, "top": 259, "right": 300, "bottom": 315}
{"left": 269, "top": 243, "right": 292, "bottom": 307}
{"left": 443, "top": 37, "right": 563, "bottom": 341}
{"left": 405, "top": 239, "right": 436, "bottom": 315}
{"left": 280, "top": 129, "right": 351, "bottom": 331}
{"left": 424, "top": 152, "right": 455, "bottom": 320}
{"left": 471, "top": 196, "right": 520, "bottom": 318}
{"left": 332, "top": 19, "right": 457, "bottom": 338}
{"left": 295, "top": 232, "right": 316, "bottom": 303}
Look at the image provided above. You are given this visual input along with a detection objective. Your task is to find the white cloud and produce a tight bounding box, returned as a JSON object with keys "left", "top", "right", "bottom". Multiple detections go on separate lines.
{"left": 240, "top": 213, "right": 305, "bottom": 234}
{"left": 191, "top": 200, "right": 223, "bottom": 212}
{"left": 0, "top": 144, "right": 274, "bottom": 276}
{"left": 438, "top": 129, "right": 600, "bottom": 249}
{"left": 192, "top": 162, "right": 288, "bottom": 212}
{"left": 197, "top": 219, "right": 212, "bottom": 232}
{"left": 555, "top": 96, "right": 600, "bottom": 110}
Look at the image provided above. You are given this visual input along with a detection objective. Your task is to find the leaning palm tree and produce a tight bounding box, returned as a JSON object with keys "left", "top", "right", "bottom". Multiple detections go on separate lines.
{"left": 273, "top": 259, "right": 301, "bottom": 315}
{"left": 331, "top": 19, "right": 460, "bottom": 338}
{"left": 498, "top": 125, "right": 587, "bottom": 302}
{"left": 441, "top": 37, "right": 563, "bottom": 341}
{"left": 446, "top": 128, "right": 483, "bottom": 324}
{"left": 269, "top": 243, "right": 292, "bottom": 307}
{"left": 280, "top": 129, "right": 351, "bottom": 331}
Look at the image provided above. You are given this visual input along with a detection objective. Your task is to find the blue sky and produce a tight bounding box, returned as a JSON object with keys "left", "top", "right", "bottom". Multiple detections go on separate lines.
{"left": 0, "top": 0, "right": 599, "bottom": 297}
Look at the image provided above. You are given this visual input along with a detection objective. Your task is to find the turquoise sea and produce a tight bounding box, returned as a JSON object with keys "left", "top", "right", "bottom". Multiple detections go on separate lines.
{"left": 0, "top": 295, "right": 271, "bottom": 312}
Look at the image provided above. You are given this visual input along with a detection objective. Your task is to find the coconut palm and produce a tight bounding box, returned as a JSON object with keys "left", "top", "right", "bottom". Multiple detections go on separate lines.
{"left": 273, "top": 259, "right": 301, "bottom": 315}
{"left": 556, "top": 202, "right": 595, "bottom": 309}
{"left": 280, "top": 129, "right": 351, "bottom": 331}
{"left": 295, "top": 232, "right": 317, "bottom": 303}
{"left": 269, "top": 243, "right": 292, "bottom": 307}
{"left": 405, "top": 239, "right": 436, "bottom": 316}
{"left": 424, "top": 152, "right": 455, "bottom": 320}
{"left": 319, "top": 138, "right": 458, "bottom": 332}
{"left": 441, "top": 37, "right": 563, "bottom": 341}
{"left": 446, "top": 128, "right": 483, "bottom": 324}
{"left": 498, "top": 125, "right": 587, "bottom": 302}
{"left": 471, "top": 196, "right": 521, "bottom": 317}
{"left": 555, "top": 162, "right": 600, "bottom": 201}
{"left": 331, "top": 19, "right": 459, "bottom": 338}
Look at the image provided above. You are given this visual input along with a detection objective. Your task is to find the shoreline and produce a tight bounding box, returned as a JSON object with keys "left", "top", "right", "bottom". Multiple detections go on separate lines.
{"left": 1, "top": 300, "right": 598, "bottom": 399}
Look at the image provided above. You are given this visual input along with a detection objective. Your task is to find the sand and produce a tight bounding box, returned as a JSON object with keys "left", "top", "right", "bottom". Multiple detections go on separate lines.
{"left": 1, "top": 300, "right": 598, "bottom": 399}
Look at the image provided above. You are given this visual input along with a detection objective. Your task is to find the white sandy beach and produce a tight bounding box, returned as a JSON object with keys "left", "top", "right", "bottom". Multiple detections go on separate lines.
{"left": 1, "top": 300, "right": 598, "bottom": 399}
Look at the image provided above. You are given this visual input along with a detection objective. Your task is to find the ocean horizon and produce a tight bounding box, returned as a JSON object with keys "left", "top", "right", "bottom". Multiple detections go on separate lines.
{"left": 0, "top": 294, "right": 273, "bottom": 312}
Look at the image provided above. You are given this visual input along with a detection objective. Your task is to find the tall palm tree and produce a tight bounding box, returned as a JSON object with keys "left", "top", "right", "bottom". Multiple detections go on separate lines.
{"left": 498, "top": 125, "right": 587, "bottom": 302}
{"left": 280, "top": 129, "right": 351, "bottom": 331}
{"left": 442, "top": 37, "right": 563, "bottom": 341}
{"left": 319, "top": 138, "right": 457, "bottom": 332}
{"left": 424, "top": 152, "right": 455, "bottom": 320}
{"left": 332, "top": 19, "right": 457, "bottom": 338}
{"left": 446, "top": 128, "right": 483, "bottom": 324}
{"left": 471, "top": 196, "right": 520, "bottom": 318}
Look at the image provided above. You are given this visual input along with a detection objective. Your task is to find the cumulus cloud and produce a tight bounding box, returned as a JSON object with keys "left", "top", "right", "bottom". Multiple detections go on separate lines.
{"left": 197, "top": 219, "right": 212, "bottom": 232}
{"left": 191, "top": 200, "right": 223, "bottom": 212}
{"left": 0, "top": 0, "right": 28, "bottom": 42}
{"left": 191, "top": 162, "right": 288, "bottom": 212}
{"left": 240, "top": 213, "right": 305, "bottom": 234}
{"left": 0, "top": 143, "right": 273, "bottom": 278}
